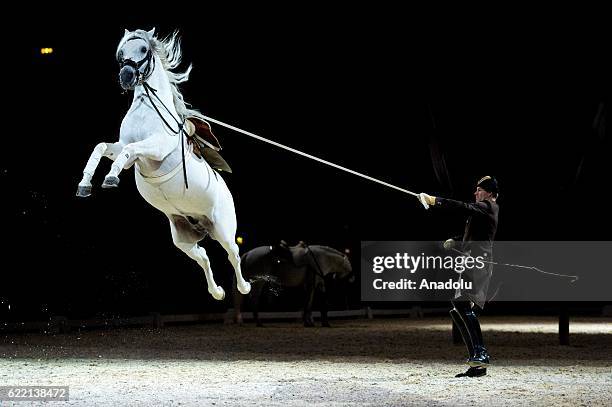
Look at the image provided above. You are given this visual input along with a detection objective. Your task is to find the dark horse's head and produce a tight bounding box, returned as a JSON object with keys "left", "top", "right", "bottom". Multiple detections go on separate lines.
{"left": 316, "top": 246, "right": 354, "bottom": 283}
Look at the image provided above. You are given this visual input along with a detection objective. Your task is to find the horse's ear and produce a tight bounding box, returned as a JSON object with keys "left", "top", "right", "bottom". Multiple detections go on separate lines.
{"left": 147, "top": 27, "right": 156, "bottom": 37}
{"left": 124, "top": 29, "right": 130, "bottom": 36}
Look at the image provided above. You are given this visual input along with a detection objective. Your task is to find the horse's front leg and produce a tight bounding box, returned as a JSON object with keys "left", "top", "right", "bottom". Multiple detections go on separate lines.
{"left": 303, "top": 270, "right": 316, "bottom": 327}
{"left": 76, "top": 142, "right": 123, "bottom": 197}
{"left": 318, "top": 282, "right": 331, "bottom": 328}
{"left": 102, "top": 136, "right": 176, "bottom": 188}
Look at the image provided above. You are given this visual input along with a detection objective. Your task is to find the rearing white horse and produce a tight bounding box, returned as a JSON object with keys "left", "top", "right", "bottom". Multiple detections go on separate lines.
{"left": 76, "top": 28, "right": 251, "bottom": 300}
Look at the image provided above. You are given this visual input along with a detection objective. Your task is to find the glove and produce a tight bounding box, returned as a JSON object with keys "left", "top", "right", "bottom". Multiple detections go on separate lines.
{"left": 443, "top": 238, "right": 455, "bottom": 250}
{"left": 418, "top": 193, "right": 436, "bottom": 209}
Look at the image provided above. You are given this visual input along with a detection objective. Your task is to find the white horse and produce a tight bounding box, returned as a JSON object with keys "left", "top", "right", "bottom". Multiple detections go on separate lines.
{"left": 76, "top": 28, "right": 251, "bottom": 300}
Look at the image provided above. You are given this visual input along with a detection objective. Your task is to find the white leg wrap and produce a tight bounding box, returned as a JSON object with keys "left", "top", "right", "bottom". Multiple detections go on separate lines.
{"left": 83, "top": 143, "right": 108, "bottom": 177}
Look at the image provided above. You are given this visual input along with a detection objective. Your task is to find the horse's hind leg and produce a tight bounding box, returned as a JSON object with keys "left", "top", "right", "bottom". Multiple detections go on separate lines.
{"left": 251, "top": 280, "right": 267, "bottom": 327}
{"left": 212, "top": 229, "right": 251, "bottom": 295}
{"left": 169, "top": 216, "right": 225, "bottom": 300}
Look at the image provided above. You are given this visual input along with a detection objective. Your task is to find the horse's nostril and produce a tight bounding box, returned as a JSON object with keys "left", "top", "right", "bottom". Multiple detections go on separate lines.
{"left": 119, "top": 66, "right": 135, "bottom": 84}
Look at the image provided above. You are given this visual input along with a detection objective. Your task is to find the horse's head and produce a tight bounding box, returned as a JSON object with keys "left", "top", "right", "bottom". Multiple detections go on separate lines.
{"left": 116, "top": 28, "right": 156, "bottom": 90}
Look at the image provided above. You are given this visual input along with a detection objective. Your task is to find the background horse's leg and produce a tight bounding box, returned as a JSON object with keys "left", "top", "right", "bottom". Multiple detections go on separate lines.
{"left": 250, "top": 279, "right": 267, "bottom": 327}
{"left": 169, "top": 217, "right": 225, "bottom": 301}
{"left": 317, "top": 281, "right": 331, "bottom": 328}
{"left": 212, "top": 228, "right": 251, "bottom": 295}
{"left": 303, "top": 268, "right": 317, "bottom": 327}
{"left": 76, "top": 142, "right": 123, "bottom": 197}
{"left": 232, "top": 273, "right": 244, "bottom": 325}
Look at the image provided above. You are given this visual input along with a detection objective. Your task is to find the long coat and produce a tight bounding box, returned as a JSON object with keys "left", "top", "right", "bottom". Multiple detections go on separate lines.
{"left": 434, "top": 197, "right": 499, "bottom": 308}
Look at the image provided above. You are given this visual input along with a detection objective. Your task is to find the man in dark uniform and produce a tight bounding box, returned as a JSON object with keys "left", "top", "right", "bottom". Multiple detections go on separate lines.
{"left": 418, "top": 176, "right": 500, "bottom": 378}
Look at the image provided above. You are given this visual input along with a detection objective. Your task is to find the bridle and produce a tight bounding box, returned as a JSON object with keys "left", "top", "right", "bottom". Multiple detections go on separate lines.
{"left": 117, "top": 36, "right": 155, "bottom": 87}
{"left": 117, "top": 36, "right": 190, "bottom": 188}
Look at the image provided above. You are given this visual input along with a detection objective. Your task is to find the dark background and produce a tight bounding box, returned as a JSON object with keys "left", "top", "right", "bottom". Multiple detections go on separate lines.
{"left": 2, "top": 7, "right": 610, "bottom": 321}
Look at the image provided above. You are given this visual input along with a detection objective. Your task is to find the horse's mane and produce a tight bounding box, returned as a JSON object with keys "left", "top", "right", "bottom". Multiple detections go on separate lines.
{"left": 118, "top": 29, "right": 207, "bottom": 122}
{"left": 312, "top": 245, "right": 345, "bottom": 258}
{"left": 152, "top": 31, "right": 208, "bottom": 122}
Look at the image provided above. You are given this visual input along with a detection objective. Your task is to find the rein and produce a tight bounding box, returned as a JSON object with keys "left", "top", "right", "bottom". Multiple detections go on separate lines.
{"left": 142, "top": 82, "right": 189, "bottom": 189}
{"left": 304, "top": 245, "right": 327, "bottom": 280}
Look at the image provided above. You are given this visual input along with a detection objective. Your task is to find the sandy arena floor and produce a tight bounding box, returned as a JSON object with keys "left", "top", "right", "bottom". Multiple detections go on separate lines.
{"left": 1, "top": 316, "right": 611, "bottom": 406}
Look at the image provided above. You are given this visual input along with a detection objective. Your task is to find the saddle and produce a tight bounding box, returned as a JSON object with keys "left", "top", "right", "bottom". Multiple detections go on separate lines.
{"left": 185, "top": 116, "right": 232, "bottom": 173}
{"left": 274, "top": 240, "right": 310, "bottom": 267}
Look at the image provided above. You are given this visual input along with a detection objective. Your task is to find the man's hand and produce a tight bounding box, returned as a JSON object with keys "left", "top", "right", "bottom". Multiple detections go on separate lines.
{"left": 443, "top": 238, "right": 455, "bottom": 250}
{"left": 418, "top": 193, "right": 436, "bottom": 209}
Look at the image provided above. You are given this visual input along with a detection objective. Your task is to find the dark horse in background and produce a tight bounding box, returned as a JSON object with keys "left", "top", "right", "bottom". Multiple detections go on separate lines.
{"left": 233, "top": 242, "right": 353, "bottom": 327}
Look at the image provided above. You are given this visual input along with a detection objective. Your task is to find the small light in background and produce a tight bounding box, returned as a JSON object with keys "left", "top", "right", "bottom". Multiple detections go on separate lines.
{"left": 40, "top": 47, "right": 54, "bottom": 55}
{"left": 236, "top": 236, "right": 244, "bottom": 245}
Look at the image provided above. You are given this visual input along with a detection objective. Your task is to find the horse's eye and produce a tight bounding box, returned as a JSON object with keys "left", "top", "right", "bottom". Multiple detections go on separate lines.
{"left": 118, "top": 50, "right": 124, "bottom": 60}
{"left": 141, "top": 46, "right": 147, "bottom": 53}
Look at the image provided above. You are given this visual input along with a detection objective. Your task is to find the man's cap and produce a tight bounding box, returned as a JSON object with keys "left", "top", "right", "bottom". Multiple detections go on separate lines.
{"left": 477, "top": 176, "right": 499, "bottom": 194}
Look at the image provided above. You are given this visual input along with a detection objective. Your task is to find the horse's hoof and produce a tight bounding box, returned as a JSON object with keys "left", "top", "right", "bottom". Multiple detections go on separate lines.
{"left": 238, "top": 280, "right": 251, "bottom": 295}
{"left": 76, "top": 184, "right": 92, "bottom": 198}
{"left": 102, "top": 175, "right": 120, "bottom": 189}
{"left": 209, "top": 286, "right": 225, "bottom": 301}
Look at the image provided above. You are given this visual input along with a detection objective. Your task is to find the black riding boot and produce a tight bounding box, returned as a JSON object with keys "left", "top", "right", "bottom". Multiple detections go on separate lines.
{"left": 449, "top": 308, "right": 474, "bottom": 360}
{"left": 451, "top": 300, "right": 489, "bottom": 376}
{"left": 450, "top": 306, "right": 487, "bottom": 377}
{"left": 463, "top": 308, "right": 490, "bottom": 367}
{"left": 455, "top": 366, "right": 487, "bottom": 377}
